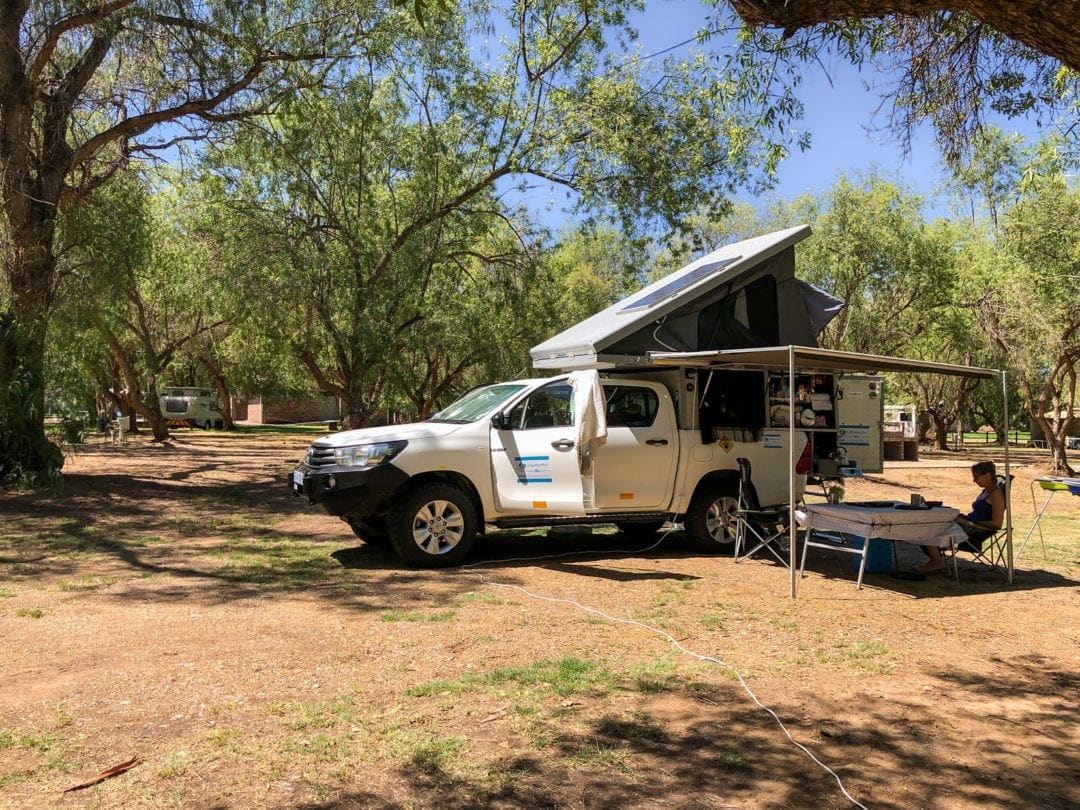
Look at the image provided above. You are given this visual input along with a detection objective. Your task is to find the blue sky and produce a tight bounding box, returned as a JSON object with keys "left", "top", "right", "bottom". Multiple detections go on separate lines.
{"left": 637, "top": 2, "right": 956, "bottom": 212}
{"left": 518, "top": 0, "right": 1045, "bottom": 231}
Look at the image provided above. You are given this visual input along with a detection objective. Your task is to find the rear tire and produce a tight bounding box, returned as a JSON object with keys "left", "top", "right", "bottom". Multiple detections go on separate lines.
{"left": 388, "top": 482, "right": 477, "bottom": 567}
{"left": 684, "top": 482, "right": 739, "bottom": 552}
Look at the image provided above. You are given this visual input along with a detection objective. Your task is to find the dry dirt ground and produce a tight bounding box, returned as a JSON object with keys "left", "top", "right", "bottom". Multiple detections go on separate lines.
{"left": 1, "top": 429, "right": 1078, "bottom": 809}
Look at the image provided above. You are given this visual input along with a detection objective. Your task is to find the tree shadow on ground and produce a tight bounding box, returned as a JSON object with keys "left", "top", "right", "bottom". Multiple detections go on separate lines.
{"left": 797, "top": 537, "right": 1079, "bottom": 598}
{"left": 291, "top": 654, "right": 1077, "bottom": 809}
{"left": 2, "top": 469, "right": 1075, "bottom": 609}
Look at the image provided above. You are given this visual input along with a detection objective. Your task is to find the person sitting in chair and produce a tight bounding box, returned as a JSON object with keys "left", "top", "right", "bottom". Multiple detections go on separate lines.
{"left": 917, "top": 460, "right": 1005, "bottom": 574}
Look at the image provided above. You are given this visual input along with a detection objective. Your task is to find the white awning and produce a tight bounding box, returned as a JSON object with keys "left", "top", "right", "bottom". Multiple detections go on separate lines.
{"left": 646, "top": 346, "right": 999, "bottom": 379}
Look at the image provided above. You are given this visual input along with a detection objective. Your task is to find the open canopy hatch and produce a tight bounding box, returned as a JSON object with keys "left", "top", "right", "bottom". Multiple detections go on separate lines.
{"left": 531, "top": 225, "right": 844, "bottom": 371}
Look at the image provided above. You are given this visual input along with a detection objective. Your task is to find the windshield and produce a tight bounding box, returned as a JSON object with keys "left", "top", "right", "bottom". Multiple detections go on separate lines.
{"left": 428, "top": 383, "right": 528, "bottom": 423}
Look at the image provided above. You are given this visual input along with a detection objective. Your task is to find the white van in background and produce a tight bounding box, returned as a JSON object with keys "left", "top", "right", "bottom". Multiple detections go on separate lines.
{"left": 160, "top": 387, "right": 224, "bottom": 429}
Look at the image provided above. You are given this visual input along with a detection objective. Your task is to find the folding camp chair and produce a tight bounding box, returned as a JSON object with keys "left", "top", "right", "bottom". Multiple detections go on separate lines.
{"left": 946, "top": 474, "right": 1011, "bottom": 578}
{"left": 733, "top": 458, "right": 792, "bottom": 567}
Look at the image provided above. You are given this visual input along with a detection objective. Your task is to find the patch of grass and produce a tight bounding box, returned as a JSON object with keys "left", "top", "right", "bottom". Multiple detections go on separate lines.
{"left": 407, "top": 656, "right": 616, "bottom": 701}
{"left": 8, "top": 563, "right": 44, "bottom": 576}
{"left": 55, "top": 574, "right": 118, "bottom": 591}
{"left": 208, "top": 540, "right": 341, "bottom": 589}
{"left": 405, "top": 676, "right": 483, "bottom": 698}
{"left": 486, "top": 656, "right": 616, "bottom": 697}
{"left": 771, "top": 618, "right": 798, "bottom": 631}
{"left": 200, "top": 728, "right": 250, "bottom": 755}
{"left": 835, "top": 639, "right": 896, "bottom": 673}
{"left": 286, "top": 695, "right": 358, "bottom": 731}
{"left": 701, "top": 600, "right": 761, "bottom": 632}
{"left": 379, "top": 608, "right": 457, "bottom": 623}
{"left": 409, "top": 736, "right": 465, "bottom": 775}
{"left": 51, "top": 704, "right": 73, "bottom": 730}
{"left": 453, "top": 591, "right": 510, "bottom": 606}
{"left": 564, "top": 740, "right": 634, "bottom": 773}
{"left": 285, "top": 731, "right": 345, "bottom": 763}
{"left": 715, "top": 748, "right": 749, "bottom": 768}
{"left": 797, "top": 637, "right": 896, "bottom": 674}
{"left": 156, "top": 755, "right": 188, "bottom": 779}
{"left": 628, "top": 656, "right": 679, "bottom": 694}
{"left": 0, "top": 729, "right": 71, "bottom": 780}
{"left": 0, "top": 587, "right": 15, "bottom": 598}
{"left": 16, "top": 607, "right": 44, "bottom": 618}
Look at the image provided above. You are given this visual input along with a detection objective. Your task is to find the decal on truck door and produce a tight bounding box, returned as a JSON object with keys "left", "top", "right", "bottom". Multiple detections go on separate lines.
{"left": 490, "top": 381, "right": 586, "bottom": 515}
{"left": 513, "top": 456, "right": 553, "bottom": 483}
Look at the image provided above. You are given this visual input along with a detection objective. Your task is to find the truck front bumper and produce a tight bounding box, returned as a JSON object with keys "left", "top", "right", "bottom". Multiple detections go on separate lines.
{"left": 289, "top": 463, "right": 409, "bottom": 518}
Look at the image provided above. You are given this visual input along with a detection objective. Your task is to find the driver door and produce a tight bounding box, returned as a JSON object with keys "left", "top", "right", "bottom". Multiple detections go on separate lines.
{"left": 490, "top": 382, "right": 586, "bottom": 515}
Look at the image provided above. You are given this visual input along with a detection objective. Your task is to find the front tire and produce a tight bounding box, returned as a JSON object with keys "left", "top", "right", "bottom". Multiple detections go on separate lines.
{"left": 388, "top": 482, "right": 477, "bottom": 567}
{"left": 684, "top": 482, "right": 739, "bottom": 552}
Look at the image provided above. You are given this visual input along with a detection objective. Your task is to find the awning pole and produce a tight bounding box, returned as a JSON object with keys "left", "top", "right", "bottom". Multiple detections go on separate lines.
{"left": 789, "top": 345, "right": 797, "bottom": 598}
{"left": 1002, "top": 370, "right": 1013, "bottom": 584}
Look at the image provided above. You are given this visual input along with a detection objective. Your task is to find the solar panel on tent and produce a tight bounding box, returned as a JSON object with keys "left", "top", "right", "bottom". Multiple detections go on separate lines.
{"left": 620, "top": 256, "right": 741, "bottom": 312}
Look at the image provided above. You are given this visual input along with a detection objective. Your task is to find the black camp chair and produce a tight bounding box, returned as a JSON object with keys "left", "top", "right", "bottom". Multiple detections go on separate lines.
{"left": 733, "top": 458, "right": 792, "bottom": 567}
{"left": 946, "top": 474, "right": 1012, "bottom": 579}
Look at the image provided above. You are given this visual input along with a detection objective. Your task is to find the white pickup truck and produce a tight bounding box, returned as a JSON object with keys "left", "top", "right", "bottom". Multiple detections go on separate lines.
{"left": 289, "top": 371, "right": 811, "bottom": 567}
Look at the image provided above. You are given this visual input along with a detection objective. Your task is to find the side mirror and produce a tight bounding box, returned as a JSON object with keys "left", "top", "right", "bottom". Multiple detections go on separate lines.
{"left": 491, "top": 412, "right": 511, "bottom": 431}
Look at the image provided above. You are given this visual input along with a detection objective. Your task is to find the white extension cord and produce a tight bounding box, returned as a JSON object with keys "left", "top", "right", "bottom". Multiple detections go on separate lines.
{"left": 459, "top": 528, "right": 869, "bottom": 810}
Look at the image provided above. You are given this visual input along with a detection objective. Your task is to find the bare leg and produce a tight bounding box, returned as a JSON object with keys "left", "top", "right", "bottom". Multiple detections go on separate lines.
{"left": 916, "top": 546, "right": 946, "bottom": 573}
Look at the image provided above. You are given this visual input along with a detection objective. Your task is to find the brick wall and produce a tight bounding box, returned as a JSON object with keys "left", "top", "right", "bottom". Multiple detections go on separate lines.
{"left": 238, "top": 396, "right": 339, "bottom": 424}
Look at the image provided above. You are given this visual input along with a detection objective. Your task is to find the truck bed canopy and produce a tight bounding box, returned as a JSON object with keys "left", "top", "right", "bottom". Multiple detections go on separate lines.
{"left": 531, "top": 225, "right": 842, "bottom": 371}
{"left": 650, "top": 344, "right": 1008, "bottom": 598}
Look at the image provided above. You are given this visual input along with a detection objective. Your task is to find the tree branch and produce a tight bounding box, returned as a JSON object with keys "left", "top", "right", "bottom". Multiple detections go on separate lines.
{"left": 729, "top": 1, "right": 1080, "bottom": 70}
{"left": 29, "top": 0, "right": 135, "bottom": 84}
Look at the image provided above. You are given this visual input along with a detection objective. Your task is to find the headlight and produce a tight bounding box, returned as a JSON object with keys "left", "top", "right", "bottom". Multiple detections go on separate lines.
{"left": 333, "top": 440, "right": 407, "bottom": 468}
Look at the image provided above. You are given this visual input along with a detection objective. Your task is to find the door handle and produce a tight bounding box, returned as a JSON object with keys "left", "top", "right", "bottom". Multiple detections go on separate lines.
{"left": 645, "top": 438, "right": 669, "bottom": 446}
{"left": 551, "top": 439, "right": 575, "bottom": 450}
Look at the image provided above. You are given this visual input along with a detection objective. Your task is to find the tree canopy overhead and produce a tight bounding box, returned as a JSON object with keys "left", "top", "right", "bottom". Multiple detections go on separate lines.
{"left": 723, "top": 1, "right": 1078, "bottom": 166}
{"left": 730, "top": 1, "right": 1080, "bottom": 70}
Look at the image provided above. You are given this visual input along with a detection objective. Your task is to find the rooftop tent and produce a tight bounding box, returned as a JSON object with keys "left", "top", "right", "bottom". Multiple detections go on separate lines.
{"left": 531, "top": 225, "right": 832, "bottom": 371}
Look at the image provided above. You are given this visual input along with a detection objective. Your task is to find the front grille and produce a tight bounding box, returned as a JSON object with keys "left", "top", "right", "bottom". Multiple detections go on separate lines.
{"left": 306, "top": 445, "right": 336, "bottom": 467}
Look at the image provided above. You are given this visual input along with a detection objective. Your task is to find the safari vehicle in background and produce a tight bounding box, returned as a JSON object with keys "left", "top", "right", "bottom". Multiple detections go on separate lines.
{"left": 290, "top": 226, "right": 884, "bottom": 567}
{"left": 159, "top": 387, "right": 224, "bottom": 429}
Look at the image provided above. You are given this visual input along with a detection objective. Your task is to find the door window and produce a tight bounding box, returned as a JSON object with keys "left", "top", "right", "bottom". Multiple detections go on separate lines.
{"left": 604, "top": 386, "right": 659, "bottom": 428}
{"left": 508, "top": 383, "right": 573, "bottom": 429}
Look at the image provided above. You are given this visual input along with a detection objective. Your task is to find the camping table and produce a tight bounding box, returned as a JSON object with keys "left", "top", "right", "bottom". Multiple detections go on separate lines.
{"left": 796, "top": 501, "right": 966, "bottom": 589}
{"left": 1021, "top": 477, "right": 1080, "bottom": 560}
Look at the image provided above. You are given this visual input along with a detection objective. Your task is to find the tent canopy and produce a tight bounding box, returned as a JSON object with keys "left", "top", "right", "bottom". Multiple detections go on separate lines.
{"left": 532, "top": 225, "right": 840, "bottom": 370}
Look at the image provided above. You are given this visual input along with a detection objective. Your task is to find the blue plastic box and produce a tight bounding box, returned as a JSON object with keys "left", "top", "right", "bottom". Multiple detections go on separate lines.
{"left": 850, "top": 537, "right": 893, "bottom": 573}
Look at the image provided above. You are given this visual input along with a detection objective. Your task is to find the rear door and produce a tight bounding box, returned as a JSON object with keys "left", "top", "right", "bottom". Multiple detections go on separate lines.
{"left": 490, "top": 381, "right": 586, "bottom": 515}
{"left": 590, "top": 382, "right": 677, "bottom": 509}
{"left": 837, "top": 376, "right": 885, "bottom": 473}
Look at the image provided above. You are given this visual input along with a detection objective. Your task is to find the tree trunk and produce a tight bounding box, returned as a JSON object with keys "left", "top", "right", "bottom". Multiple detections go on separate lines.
{"left": 1031, "top": 412, "right": 1076, "bottom": 475}
{"left": 992, "top": 421, "right": 1007, "bottom": 446}
{"left": 0, "top": 311, "right": 64, "bottom": 485}
{"left": 216, "top": 382, "right": 235, "bottom": 431}
{"left": 200, "top": 354, "right": 235, "bottom": 430}
{"left": 931, "top": 413, "right": 951, "bottom": 451}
